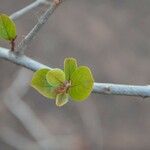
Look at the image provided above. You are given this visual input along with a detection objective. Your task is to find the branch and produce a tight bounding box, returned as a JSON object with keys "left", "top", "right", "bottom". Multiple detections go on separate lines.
{"left": 17, "top": 0, "right": 61, "bottom": 54}
{"left": 93, "top": 83, "right": 150, "bottom": 98}
{"left": 10, "top": 0, "right": 50, "bottom": 20}
{"left": 0, "top": 47, "right": 150, "bottom": 98}
{"left": 0, "top": 47, "right": 50, "bottom": 71}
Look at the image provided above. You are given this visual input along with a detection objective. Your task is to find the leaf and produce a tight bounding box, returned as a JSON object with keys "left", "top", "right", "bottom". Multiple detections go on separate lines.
{"left": 31, "top": 69, "right": 56, "bottom": 99}
{"left": 69, "top": 66, "right": 94, "bottom": 101}
{"left": 56, "top": 93, "right": 69, "bottom": 107}
{"left": 64, "top": 57, "right": 77, "bottom": 81}
{"left": 46, "top": 69, "right": 65, "bottom": 87}
{"left": 0, "top": 14, "right": 16, "bottom": 41}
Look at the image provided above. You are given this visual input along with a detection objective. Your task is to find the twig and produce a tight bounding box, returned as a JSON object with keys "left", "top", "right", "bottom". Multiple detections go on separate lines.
{"left": 17, "top": 0, "right": 61, "bottom": 55}
{"left": 9, "top": 0, "right": 50, "bottom": 52}
{"left": 0, "top": 47, "right": 150, "bottom": 98}
{"left": 10, "top": 0, "right": 50, "bottom": 20}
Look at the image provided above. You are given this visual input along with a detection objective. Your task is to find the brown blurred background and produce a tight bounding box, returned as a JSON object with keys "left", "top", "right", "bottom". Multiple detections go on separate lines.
{"left": 0, "top": 0, "right": 150, "bottom": 149}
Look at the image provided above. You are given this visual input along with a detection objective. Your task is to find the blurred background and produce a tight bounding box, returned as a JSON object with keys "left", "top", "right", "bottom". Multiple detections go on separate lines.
{"left": 0, "top": 0, "right": 150, "bottom": 149}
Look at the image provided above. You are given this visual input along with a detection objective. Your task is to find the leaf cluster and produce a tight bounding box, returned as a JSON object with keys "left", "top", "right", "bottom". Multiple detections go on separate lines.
{"left": 31, "top": 58, "right": 94, "bottom": 106}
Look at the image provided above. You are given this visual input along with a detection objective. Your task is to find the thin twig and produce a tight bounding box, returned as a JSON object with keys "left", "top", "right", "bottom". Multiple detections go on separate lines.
{"left": 9, "top": 0, "right": 50, "bottom": 52}
{"left": 0, "top": 47, "right": 150, "bottom": 98}
{"left": 10, "top": 0, "right": 50, "bottom": 21}
{"left": 17, "top": 0, "right": 61, "bottom": 55}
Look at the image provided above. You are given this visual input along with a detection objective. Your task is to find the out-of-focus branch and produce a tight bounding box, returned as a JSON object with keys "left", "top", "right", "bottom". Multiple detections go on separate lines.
{"left": 2, "top": 68, "right": 77, "bottom": 150}
{"left": 2, "top": 69, "right": 57, "bottom": 150}
{"left": 17, "top": 0, "right": 62, "bottom": 54}
{"left": 0, "top": 127, "right": 41, "bottom": 150}
{"left": 75, "top": 102, "right": 103, "bottom": 149}
{"left": 10, "top": 0, "right": 50, "bottom": 20}
{"left": 0, "top": 47, "right": 150, "bottom": 98}
{"left": 0, "top": 127, "right": 79, "bottom": 150}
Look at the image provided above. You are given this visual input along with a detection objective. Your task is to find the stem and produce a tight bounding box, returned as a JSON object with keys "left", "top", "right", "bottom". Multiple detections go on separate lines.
{"left": 10, "top": 36, "right": 17, "bottom": 52}
{"left": 10, "top": 40, "right": 15, "bottom": 52}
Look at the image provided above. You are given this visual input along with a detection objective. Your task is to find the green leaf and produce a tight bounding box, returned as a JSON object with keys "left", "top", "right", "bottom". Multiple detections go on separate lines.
{"left": 0, "top": 14, "right": 16, "bottom": 41}
{"left": 31, "top": 69, "right": 56, "bottom": 99}
{"left": 64, "top": 57, "right": 77, "bottom": 81}
{"left": 56, "top": 93, "right": 69, "bottom": 107}
{"left": 69, "top": 66, "right": 94, "bottom": 101}
{"left": 46, "top": 69, "right": 65, "bottom": 87}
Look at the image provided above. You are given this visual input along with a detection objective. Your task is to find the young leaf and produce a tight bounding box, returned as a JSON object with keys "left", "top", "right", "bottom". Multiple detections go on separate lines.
{"left": 31, "top": 69, "right": 56, "bottom": 99}
{"left": 0, "top": 14, "right": 16, "bottom": 41}
{"left": 64, "top": 57, "right": 77, "bottom": 81}
{"left": 69, "top": 66, "right": 94, "bottom": 101}
{"left": 56, "top": 93, "right": 69, "bottom": 107}
{"left": 46, "top": 69, "right": 65, "bottom": 87}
